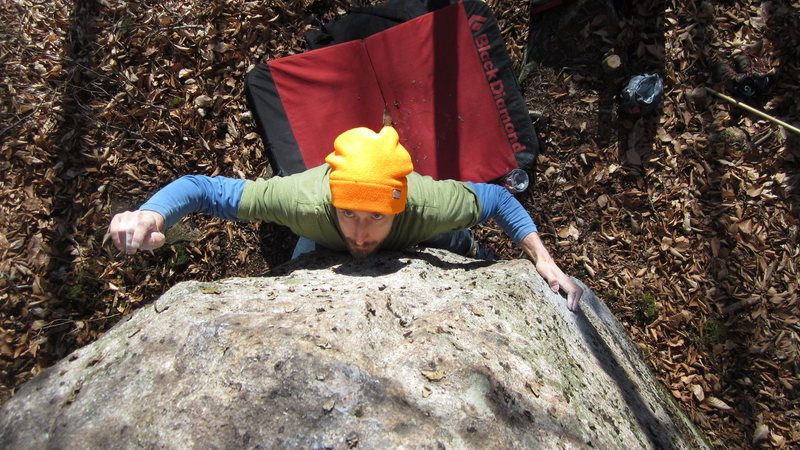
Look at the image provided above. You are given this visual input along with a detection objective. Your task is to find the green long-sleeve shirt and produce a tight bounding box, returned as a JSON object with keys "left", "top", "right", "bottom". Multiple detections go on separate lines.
{"left": 236, "top": 165, "right": 482, "bottom": 251}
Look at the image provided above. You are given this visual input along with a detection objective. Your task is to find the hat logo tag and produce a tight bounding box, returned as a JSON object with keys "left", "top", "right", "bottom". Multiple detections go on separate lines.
{"left": 392, "top": 189, "right": 401, "bottom": 199}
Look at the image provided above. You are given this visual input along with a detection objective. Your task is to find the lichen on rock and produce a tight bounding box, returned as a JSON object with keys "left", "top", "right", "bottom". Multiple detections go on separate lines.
{"left": 0, "top": 248, "right": 708, "bottom": 449}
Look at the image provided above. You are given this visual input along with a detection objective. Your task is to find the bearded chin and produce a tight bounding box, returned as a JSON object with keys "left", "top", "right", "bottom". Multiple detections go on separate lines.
{"left": 346, "top": 239, "right": 380, "bottom": 259}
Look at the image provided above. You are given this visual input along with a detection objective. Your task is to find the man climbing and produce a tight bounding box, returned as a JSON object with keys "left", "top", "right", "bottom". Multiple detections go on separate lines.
{"left": 108, "top": 126, "right": 583, "bottom": 311}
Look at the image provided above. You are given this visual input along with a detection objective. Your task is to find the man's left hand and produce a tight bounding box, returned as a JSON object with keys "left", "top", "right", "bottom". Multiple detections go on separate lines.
{"left": 535, "top": 259, "right": 583, "bottom": 312}
{"left": 520, "top": 232, "right": 583, "bottom": 312}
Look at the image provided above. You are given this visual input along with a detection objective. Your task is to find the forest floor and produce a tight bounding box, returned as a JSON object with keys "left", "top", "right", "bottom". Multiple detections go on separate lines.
{"left": 1, "top": 0, "right": 798, "bottom": 448}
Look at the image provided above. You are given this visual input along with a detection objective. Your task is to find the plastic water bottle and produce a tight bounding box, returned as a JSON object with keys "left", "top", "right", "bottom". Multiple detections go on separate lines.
{"left": 502, "top": 169, "right": 529, "bottom": 193}
{"left": 620, "top": 73, "right": 664, "bottom": 115}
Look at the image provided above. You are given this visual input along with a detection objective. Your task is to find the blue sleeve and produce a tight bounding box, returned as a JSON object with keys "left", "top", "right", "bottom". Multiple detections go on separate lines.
{"left": 466, "top": 182, "right": 537, "bottom": 244}
{"left": 139, "top": 175, "right": 246, "bottom": 229}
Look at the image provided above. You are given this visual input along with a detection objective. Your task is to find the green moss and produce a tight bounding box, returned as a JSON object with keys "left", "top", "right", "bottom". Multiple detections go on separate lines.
{"left": 702, "top": 319, "right": 728, "bottom": 346}
{"left": 634, "top": 293, "right": 659, "bottom": 325}
{"left": 170, "top": 244, "right": 190, "bottom": 270}
{"left": 66, "top": 283, "right": 85, "bottom": 301}
{"left": 114, "top": 16, "right": 137, "bottom": 37}
{"left": 155, "top": 242, "right": 190, "bottom": 270}
{"left": 518, "top": 60, "right": 539, "bottom": 84}
{"left": 65, "top": 273, "right": 103, "bottom": 310}
{"left": 168, "top": 96, "right": 185, "bottom": 108}
{"left": 282, "top": 277, "right": 305, "bottom": 286}
{"left": 200, "top": 285, "right": 222, "bottom": 295}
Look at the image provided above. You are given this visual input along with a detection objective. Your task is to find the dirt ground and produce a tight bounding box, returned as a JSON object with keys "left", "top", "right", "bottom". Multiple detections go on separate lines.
{"left": 1, "top": 0, "right": 798, "bottom": 447}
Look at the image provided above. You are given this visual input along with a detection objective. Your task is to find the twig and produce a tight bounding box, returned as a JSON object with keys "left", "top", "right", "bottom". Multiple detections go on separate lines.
{"left": 0, "top": 101, "right": 45, "bottom": 139}
{"left": 753, "top": 130, "right": 774, "bottom": 147}
{"left": 144, "top": 24, "right": 205, "bottom": 41}
{"left": 705, "top": 87, "right": 800, "bottom": 136}
{"left": 1, "top": 272, "right": 30, "bottom": 294}
{"left": 94, "top": 121, "right": 187, "bottom": 161}
{"left": 39, "top": 313, "right": 122, "bottom": 332}
{"left": 153, "top": 301, "right": 169, "bottom": 314}
{"left": 721, "top": 297, "right": 760, "bottom": 315}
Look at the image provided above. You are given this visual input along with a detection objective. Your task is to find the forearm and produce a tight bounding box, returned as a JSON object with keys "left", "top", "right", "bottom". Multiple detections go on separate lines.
{"left": 520, "top": 232, "right": 553, "bottom": 264}
{"left": 139, "top": 175, "right": 246, "bottom": 229}
{"left": 521, "top": 231, "right": 582, "bottom": 311}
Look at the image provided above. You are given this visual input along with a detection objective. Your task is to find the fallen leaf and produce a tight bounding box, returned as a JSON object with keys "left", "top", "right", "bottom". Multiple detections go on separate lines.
{"left": 705, "top": 396, "right": 732, "bottom": 411}
{"left": 526, "top": 380, "right": 541, "bottom": 397}
{"left": 690, "top": 384, "right": 705, "bottom": 402}
{"left": 746, "top": 186, "right": 763, "bottom": 197}
{"left": 557, "top": 224, "right": 580, "bottom": 240}
{"left": 420, "top": 370, "right": 446, "bottom": 382}
{"left": 752, "top": 423, "right": 769, "bottom": 444}
{"left": 194, "top": 95, "right": 214, "bottom": 108}
{"left": 770, "top": 432, "right": 786, "bottom": 447}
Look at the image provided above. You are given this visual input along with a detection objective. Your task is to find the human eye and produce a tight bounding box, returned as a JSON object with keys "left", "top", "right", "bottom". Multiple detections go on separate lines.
{"left": 371, "top": 213, "right": 384, "bottom": 220}
{"left": 341, "top": 210, "right": 355, "bottom": 218}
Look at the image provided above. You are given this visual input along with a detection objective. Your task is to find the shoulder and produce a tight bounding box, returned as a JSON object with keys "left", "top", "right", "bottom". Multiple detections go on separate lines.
{"left": 238, "top": 165, "right": 334, "bottom": 222}
{"left": 244, "top": 165, "right": 331, "bottom": 199}
{"left": 406, "top": 172, "right": 477, "bottom": 206}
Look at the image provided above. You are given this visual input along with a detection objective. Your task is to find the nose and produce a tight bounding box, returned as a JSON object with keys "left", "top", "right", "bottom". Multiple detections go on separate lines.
{"left": 353, "top": 222, "right": 370, "bottom": 245}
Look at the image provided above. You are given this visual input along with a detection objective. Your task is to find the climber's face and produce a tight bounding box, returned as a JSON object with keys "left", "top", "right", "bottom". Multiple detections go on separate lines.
{"left": 335, "top": 208, "right": 395, "bottom": 259}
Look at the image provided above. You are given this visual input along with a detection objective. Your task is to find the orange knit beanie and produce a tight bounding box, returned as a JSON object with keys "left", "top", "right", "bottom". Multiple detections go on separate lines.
{"left": 325, "top": 126, "right": 414, "bottom": 215}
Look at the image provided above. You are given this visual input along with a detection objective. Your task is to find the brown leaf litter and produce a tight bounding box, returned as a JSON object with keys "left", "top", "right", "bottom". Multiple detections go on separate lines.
{"left": 1, "top": 0, "right": 798, "bottom": 448}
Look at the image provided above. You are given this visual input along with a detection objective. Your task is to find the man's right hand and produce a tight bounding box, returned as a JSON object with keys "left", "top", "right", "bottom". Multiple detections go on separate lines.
{"left": 108, "top": 210, "right": 166, "bottom": 254}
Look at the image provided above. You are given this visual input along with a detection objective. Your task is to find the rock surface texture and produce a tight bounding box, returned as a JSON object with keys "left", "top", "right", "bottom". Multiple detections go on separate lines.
{"left": 0, "top": 249, "right": 708, "bottom": 449}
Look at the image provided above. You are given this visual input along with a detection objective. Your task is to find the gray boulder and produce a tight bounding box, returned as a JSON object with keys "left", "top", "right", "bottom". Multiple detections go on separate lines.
{"left": 0, "top": 249, "right": 708, "bottom": 449}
